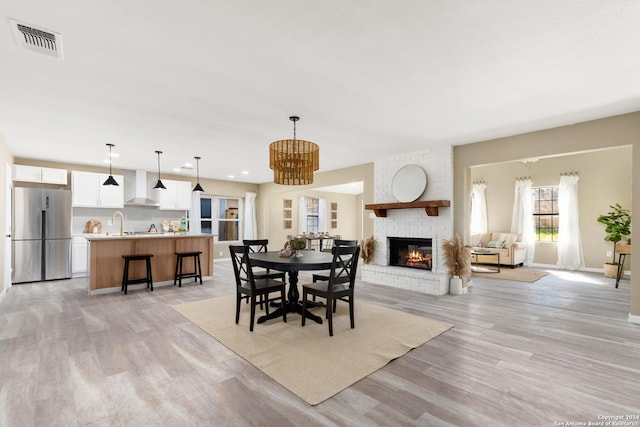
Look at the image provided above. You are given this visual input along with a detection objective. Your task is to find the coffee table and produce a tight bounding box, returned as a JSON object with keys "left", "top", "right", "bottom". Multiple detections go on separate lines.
{"left": 470, "top": 250, "right": 501, "bottom": 273}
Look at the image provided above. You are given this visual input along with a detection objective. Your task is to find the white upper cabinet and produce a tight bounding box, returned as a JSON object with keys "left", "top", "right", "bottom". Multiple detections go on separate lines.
{"left": 72, "top": 171, "right": 124, "bottom": 208}
{"left": 13, "top": 165, "right": 67, "bottom": 185}
{"left": 157, "top": 179, "right": 192, "bottom": 210}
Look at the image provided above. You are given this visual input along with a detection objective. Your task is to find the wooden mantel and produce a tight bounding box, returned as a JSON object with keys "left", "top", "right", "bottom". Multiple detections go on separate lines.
{"left": 365, "top": 200, "right": 451, "bottom": 217}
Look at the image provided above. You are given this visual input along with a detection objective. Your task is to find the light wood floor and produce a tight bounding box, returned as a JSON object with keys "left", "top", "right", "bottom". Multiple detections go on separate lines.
{"left": 0, "top": 264, "right": 638, "bottom": 426}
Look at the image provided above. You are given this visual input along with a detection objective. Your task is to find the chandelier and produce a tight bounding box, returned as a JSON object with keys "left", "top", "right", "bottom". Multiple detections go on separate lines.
{"left": 269, "top": 116, "right": 319, "bottom": 185}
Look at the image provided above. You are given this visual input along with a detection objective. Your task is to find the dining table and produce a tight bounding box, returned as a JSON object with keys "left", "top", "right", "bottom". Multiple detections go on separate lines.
{"left": 249, "top": 250, "right": 334, "bottom": 324}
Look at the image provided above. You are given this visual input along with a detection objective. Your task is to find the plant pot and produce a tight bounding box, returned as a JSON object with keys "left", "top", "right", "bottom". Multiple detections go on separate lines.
{"left": 450, "top": 275, "right": 463, "bottom": 295}
{"left": 603, "top": 263, "right": 619, "bottom": 278}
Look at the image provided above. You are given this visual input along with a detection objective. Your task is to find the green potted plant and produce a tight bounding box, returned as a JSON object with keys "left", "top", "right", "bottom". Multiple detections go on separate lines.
{"left": 596, "top": 203, "right": 631, "bottom": 277}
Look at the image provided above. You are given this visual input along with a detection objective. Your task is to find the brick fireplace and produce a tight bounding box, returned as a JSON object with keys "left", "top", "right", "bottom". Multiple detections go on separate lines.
{"left": 361, "top": 146, "right": 453, "bottom": 295}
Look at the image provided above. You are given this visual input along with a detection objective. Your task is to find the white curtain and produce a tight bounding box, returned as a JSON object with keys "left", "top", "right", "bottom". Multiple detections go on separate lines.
{"left": 470, "top": 182, "right": 488, "bottom": 235}
{"left": 243, "top": 191, "right": 257, "bottom": 240}
{"left": 511, "top": 178, "right": 535, "bottom": 266}
{"left": 318, "top": 197, "right": 327, "bottom": 232}
{"left": 298, "top": 196, "right": 308, "bottom": 234}
{"left": 190, "top": 191, "right": 202, "bottom": 234}
{"left": 556, "top": 174, "right": 585, "bottom": 270}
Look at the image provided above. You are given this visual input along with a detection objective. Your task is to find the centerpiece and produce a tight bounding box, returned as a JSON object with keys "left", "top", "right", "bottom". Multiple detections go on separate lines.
{"left": 281, "top": 235, "right": 308, "bottom": 257}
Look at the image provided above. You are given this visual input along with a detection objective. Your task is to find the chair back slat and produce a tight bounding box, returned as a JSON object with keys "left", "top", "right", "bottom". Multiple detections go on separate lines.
{"left": 328, "top": 245, "right": 360, "bottom": 293}
{"left": 243, "top": 239, "right": 269, "bottom": 253}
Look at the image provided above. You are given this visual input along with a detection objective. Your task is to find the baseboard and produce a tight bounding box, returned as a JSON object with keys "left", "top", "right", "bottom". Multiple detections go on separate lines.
{"left": 629, "top": 313, "right": 640, "bottom": 325}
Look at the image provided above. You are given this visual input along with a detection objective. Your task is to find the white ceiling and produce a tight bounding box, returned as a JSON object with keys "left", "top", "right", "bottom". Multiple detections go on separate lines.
{"left": 1, "top": 1, "right": 640, "bottom": 184}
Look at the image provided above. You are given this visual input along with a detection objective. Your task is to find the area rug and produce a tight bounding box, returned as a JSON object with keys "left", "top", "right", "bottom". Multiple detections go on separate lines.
{"left": 472, "top": 267, "right": 549, "bottom": 283}
{"left": 171, "top": 295, "right": 452, "bottom": 405}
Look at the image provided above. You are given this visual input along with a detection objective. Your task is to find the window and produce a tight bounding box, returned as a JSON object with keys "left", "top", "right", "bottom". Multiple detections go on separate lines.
{"left": 305, "top": 197, "right": 319, "bottom": 233}
{"left": 531, "top": 186, "right": 559, "bottom": 241}
{"left": 200, "top": 196, "right": 242, "bottom": 241}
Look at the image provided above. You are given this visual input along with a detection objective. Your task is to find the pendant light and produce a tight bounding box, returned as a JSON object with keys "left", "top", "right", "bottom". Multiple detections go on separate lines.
{"left": 269, "top": 115, "right": 319, "bottom": 185}
{"left": 192, "top": 156, "right": 204, "bottom": 192}
{"left": 103, "top": 143, "right": 119, "bottom": 186}
{"left": 153, "top": 150, "right": 166, "bottom": 189}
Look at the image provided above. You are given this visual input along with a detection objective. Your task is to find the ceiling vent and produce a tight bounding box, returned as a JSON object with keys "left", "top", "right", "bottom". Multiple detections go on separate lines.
{"left": 10, "top": 19, "right": 63, "bottom": 59}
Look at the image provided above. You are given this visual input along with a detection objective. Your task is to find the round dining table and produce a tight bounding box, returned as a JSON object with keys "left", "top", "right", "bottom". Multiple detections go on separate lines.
{"left": 249, "top": 250, "right": 334, "bottom": 324}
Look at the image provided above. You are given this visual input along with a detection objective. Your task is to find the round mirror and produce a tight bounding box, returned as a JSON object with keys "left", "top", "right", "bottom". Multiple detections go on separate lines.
{"left": 392, "top": 165, "right": 427, "bottom": 202}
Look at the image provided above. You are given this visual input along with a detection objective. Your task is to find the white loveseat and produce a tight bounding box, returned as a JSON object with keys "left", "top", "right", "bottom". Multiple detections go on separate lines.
{"left": 469, "top": 232, "right": 526, "bottom": 268}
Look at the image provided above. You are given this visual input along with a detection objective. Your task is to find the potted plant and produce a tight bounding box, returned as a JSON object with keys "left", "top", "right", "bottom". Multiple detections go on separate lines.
{"left": 596, "top": 203, "right": 631, "bottom": 278}
{"left": 441, "top": 234, "right": 471, "bottom": 294}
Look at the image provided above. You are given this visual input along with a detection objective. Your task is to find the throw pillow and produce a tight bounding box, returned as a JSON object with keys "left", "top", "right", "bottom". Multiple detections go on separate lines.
{"left": 486, "top": 240, "right": 505, "bottom": 249}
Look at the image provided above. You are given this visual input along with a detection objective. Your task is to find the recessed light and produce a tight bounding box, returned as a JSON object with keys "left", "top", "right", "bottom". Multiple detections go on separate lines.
{"left": 183, "top": 162, "right": 193, "bottom": 168}
{"left": 228, "top": 175, "right": 235, "bottom": 179}
{"left": 102, "top": 159, "right": 111, "bottom": 164}
{"left": 173, "top": 168, "right": 181, "bottom": 172}
{"left": 109, "top": 152, "right": 119, "bottom": 158}
{"left": 241, "top": 171, "right": 249, "bottom": 175}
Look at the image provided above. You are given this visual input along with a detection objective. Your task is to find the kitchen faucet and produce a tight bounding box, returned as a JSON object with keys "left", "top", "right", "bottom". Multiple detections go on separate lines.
{"left": 112, "top": 211, "right": 125, "bottom": 236}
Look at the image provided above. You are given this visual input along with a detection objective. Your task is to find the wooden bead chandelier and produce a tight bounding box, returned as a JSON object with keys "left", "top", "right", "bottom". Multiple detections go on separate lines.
{"left": 269, "top": 116, "right": 319, "bottom": 185}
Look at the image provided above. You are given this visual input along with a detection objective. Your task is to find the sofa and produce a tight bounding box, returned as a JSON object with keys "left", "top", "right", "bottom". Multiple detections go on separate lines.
{"left": 469, "top": 232, "right": 526, "bottom": 268}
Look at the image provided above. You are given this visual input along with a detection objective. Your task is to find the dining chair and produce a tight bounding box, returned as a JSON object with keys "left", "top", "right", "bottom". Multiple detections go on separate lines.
{"left": 312, "top": 239, "right": 358, "bottom": 283}
{"left": 301, "top": 245, "right": 361, "bottom": 336}
{"left": 243, "top": 239, "right": 286, "bottom": 308}
{"left": 229, "top": 245, "right": 287, "bottom": 331}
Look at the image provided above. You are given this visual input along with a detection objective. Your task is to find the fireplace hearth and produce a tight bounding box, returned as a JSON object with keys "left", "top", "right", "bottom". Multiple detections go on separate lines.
{"left": 388, "top": 237, "right": 432, "bottom": 270}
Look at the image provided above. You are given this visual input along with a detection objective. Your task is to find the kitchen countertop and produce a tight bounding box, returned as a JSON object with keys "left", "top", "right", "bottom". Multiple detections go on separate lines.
{"left": 82, "top": 232, "right": 209, "bottom": 240}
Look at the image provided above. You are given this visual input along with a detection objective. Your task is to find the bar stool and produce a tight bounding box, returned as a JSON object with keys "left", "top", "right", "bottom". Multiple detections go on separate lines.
{"left": 174, "top": 251, "right": 203, "bottom": 287}
{"left": 121, "top": 254, "right": 154, "bottom": 294}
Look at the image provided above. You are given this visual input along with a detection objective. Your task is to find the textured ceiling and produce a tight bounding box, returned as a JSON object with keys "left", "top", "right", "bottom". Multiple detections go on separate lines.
{"left": 1, "top": 0, "right": 639, "bottom": 184}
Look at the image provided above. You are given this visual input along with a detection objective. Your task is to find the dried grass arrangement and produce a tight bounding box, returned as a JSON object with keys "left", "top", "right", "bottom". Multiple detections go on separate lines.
{"left": 361, "top": 236, "right": 375, "bottom": 264}
{"left": 441, "top": 234, "right": 471, "bottom": 281}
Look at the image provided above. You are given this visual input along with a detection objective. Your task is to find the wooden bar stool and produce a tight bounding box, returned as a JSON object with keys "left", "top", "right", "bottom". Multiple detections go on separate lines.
{"left": 174, "top": 251, "right": 203, "bottom": 287}
{"left": 121, "top": 254, "right": 154, "bottom": 294}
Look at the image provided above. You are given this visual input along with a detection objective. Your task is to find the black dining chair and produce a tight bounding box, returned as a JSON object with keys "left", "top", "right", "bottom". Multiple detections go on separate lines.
{"left": 311, "top": 239, "right": 358, "bottom": 287}
{"left": 243, "top": 239, "right": 286, "bottom": 308}
{"left": 301, "top": 245, "right": 361, "bottom": 336}
{"left": 229, "top": 245, "right": 287, "bottom": 332}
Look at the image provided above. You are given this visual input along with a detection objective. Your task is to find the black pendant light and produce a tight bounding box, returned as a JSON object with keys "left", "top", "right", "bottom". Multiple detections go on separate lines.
{"left": 192, "top": 156, "right": 204, "bottom": 192}
{"left": 103, "top": 143, "right": 119, "bottom": 186}
{"left": 153, "top": 150, "right": 166, "bottom": 189}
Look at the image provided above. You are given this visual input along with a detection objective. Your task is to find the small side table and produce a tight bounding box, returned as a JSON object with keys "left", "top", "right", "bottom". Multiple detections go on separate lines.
{"left": 470, "top": 250, "right": 501, "bottom": 273}
{"left": 615, "top": 243, "right": 631, "bottom": 288}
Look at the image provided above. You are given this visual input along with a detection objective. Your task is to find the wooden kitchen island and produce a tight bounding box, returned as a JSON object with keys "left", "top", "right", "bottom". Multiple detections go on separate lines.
{"left": 85, "top": 234, "right": 214, "bottom": 293}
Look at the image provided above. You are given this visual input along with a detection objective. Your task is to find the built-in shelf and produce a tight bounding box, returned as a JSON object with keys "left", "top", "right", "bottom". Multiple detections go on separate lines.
{"left": 365, "top": 200, "right": 451, "bottom": 217}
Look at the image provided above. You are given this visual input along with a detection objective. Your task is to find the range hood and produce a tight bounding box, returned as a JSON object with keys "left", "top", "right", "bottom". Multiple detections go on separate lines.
{"left": 124, "top": 170, "right": 160, "bottom": 207}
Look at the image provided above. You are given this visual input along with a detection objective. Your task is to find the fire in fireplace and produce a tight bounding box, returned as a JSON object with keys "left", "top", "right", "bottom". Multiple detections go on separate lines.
{"left": 388, "top": 237, "right": 432, "bottom": 270}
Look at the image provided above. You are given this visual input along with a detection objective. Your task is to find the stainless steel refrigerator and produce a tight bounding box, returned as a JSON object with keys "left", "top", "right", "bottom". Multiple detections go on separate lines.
{"left": 12, "top": 187, "right": 72, "bottom": 284}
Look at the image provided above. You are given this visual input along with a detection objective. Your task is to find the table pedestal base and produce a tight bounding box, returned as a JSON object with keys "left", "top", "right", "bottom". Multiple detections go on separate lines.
{"left": 257, "top": 270, "right": 323, "bottom": 324}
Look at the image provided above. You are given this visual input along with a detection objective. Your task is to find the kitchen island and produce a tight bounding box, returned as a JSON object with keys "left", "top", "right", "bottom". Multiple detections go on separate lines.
{"left": 84, "top": 233, "right": 214, "bottom": 294}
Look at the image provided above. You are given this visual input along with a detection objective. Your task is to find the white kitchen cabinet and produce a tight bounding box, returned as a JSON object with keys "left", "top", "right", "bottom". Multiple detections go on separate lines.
{"left": 157, "top": 179, "right": 192, "bottom": 210}
{"left": 13, "top": 164, "right": 68, "bottom": 185}
{"left": 71, "top": 236, "right": 88, "bottom": 277}
{"left": 72, "top": 171, "right": 124, "bottom": 208}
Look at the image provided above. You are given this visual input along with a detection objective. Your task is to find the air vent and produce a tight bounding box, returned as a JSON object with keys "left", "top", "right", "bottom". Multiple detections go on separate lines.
{"left": 10, "top": 19, "right": 63, "bottom": 58}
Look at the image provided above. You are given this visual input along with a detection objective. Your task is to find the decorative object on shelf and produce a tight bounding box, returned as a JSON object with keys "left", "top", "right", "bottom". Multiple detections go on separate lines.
{"left": 102, "top": 143, "right": 119, "bottom": 186}
{"left": 192, "top": 156, "right": 204, "bottom": 192}
{"left": 153, "top": 150, "right": 166, "bottom": 189}
{"left": 392, "top": 164, "right": 427, "bottom": 203}
{"left": 597, "top": 203, "right": 631, "bottom": 278}
{"left": 283, "top": 198, "right": 293, "bottom": 229}
{"left": 269, "top": 116, "right": 319, "bottom": 185}
{"left": 441, "top": 234, "right": 471, "bottom": 295}
{"left": 361, "top": 236, "right": 375, "bottom": 264}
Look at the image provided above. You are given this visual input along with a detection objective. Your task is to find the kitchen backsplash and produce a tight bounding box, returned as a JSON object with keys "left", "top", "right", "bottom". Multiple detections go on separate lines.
{"left": 72, "top": 205, "right": 188, "bottom": 234}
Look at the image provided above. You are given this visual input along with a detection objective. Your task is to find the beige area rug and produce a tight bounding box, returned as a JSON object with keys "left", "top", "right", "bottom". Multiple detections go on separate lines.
{"left": 472, "top": 267, "right": 549, "bottom": 283}
{"left": 172, "top": 295, "right": 452, "bottom": 405}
